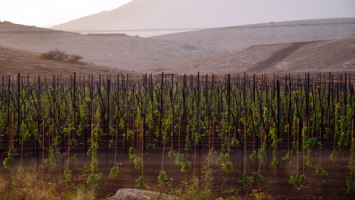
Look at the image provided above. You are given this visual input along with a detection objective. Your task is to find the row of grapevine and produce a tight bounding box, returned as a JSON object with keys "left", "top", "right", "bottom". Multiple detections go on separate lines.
{"left": 0, "top": 72, "right": 354, "bottom": 196}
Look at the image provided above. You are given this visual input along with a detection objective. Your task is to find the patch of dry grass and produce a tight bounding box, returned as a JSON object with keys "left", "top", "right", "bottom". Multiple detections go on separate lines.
{"left": 0, "top": 166, "right": 96, "bottom": 200}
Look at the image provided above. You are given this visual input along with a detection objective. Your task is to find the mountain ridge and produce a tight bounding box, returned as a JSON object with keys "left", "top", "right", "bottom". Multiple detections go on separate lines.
{"left": 52, "top": 0, "right": 355, "bottom": 37}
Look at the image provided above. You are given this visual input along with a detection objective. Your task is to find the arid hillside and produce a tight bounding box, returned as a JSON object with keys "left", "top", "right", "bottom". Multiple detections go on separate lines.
{"left": 144, "top": 39, "right": 355, "bottom": 74}
{"left": 0, "top": 45, "right": 132, "bottom": 76}
{"left": 0, "top": 21, "right": 208, "bottom": 73}
{"left": 0, "top": 18, "right": 355, "bottom": 75}
{"left": 153, "top": 18, "right": 355, "bottom": 53}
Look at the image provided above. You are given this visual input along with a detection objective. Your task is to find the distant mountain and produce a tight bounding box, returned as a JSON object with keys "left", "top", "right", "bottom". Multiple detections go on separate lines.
{"left": 52, "top": 0, "right": 355, "bottom": 37}
{"left": 153, "top": 18, "right": 355, "bottom": 53}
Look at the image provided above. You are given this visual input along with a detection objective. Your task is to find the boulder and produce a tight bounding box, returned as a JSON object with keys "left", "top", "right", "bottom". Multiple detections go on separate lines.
{"left": 111, "top": 189, "right": 178, "bottom": 200}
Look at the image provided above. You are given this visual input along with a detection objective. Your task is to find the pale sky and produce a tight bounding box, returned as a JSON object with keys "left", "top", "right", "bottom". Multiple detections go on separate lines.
{"left": 1, "top": 0, "right": 354, "bottom": 29}
{"left": 0, "top": 0, "right": 132, "bottom": 27}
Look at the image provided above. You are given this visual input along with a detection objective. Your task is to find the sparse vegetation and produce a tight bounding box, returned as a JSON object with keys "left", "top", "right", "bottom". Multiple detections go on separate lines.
{"left": 39, "top": 49, "right": 82, "bottom": 63}
{"left": 0, "top": 168, "right": 96, "bottom": 200}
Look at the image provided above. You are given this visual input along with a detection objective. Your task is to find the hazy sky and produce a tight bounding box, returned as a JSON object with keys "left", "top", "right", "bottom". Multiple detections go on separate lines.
{"left": 1, "top": 0, "right": 354, "bottom": 29}
{"left": 0, "top": 0, "right": 132, "bottom": 27}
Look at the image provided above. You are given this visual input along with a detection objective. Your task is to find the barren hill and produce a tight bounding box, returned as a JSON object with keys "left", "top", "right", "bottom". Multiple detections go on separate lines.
{"left": 52, "top": 0, "right": 355, "bottom": 37}
{"left": 0, "top": 45, "right": 131, "bottom": 76}
{"left": 0, "top": 21, "right": 208, "bottom": 73}
{"left": 153, "top": 18, "right": 355, "bottom": 53}
{"left": 1, "top": 19, "right": 355, "bottom": 75}
{"left": 144, "top": 39, "right": 355, "bottom": 74}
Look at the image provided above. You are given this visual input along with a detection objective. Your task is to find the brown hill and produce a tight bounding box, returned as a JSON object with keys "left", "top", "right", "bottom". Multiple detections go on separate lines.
{"left": 152, "top": 18, "right": 355, "bottom": 53}
{"left": 1, "top": 19, "right": 355, "bottom": 75}
{"left": 144, "top": 38, "right": 355, "bottom": 74}
{"left": 0, "top": 21, "right": 207, "bottom": 73}
{"left": 0, "top": 45, "right": 132, "bottom": 77}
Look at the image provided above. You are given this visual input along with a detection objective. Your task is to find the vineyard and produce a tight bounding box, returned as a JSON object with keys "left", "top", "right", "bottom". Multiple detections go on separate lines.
{"left": 0, "top": 72, "right": 355, "bottom": 199}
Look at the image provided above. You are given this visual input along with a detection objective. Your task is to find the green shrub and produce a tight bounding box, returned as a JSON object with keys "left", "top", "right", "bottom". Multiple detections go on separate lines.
{"left": 289, "top": 174, "right": 305, "bottom": 187}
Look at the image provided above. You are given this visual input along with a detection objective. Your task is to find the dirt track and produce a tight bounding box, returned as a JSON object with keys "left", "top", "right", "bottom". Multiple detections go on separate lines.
{"left": 246, "top": 42, "right": 314, "bottom": 73}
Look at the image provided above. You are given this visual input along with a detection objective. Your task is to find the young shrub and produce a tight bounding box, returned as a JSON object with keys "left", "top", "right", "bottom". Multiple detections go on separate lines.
{"left": 109, "top": 166, "right": 119, "bottom": 179}
{"left": 87, "top": 173, "right": 102, "bottom": 184}
{"left": 136, "top": 176, "right": 145, "bottom": 188}
{"left": 252, "top": 172, "right": 264, "bottom": 183}
{"left": 316, "top": 165, "right": 328, "bottom": 178}
{"left": 222, "top": 161, "right": 234, "bottom": 173}
{"left": 134, "top": 156, "right": 143, "bottom": 170}
{"left": 146, "top": 143, "right": 155, "bottom": 150}
{"left": 3, "top": 147, "right": 16, "bottom": 168}
{"left": 175, "top": 153, "right": 184, "bottom": 165}
{"left": 289, "top": 174, "right": 305, "bottom": 187}
{"left": 63, "top": 169, "right": 72, "bottom": 183}
{"left": 241, "top": 174, "right": 254, "bottom": 187}
{"left": 168, "top": 150, "right": 175, "bottom": 158}
{"left": 180, "top": 161, "right": 192, "bottom": 173}
{"left": 129, "top": 147, "right": 137, "bottom": 159}
{"left": 158, "top": 170, "right": 168, "bottom": 185}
